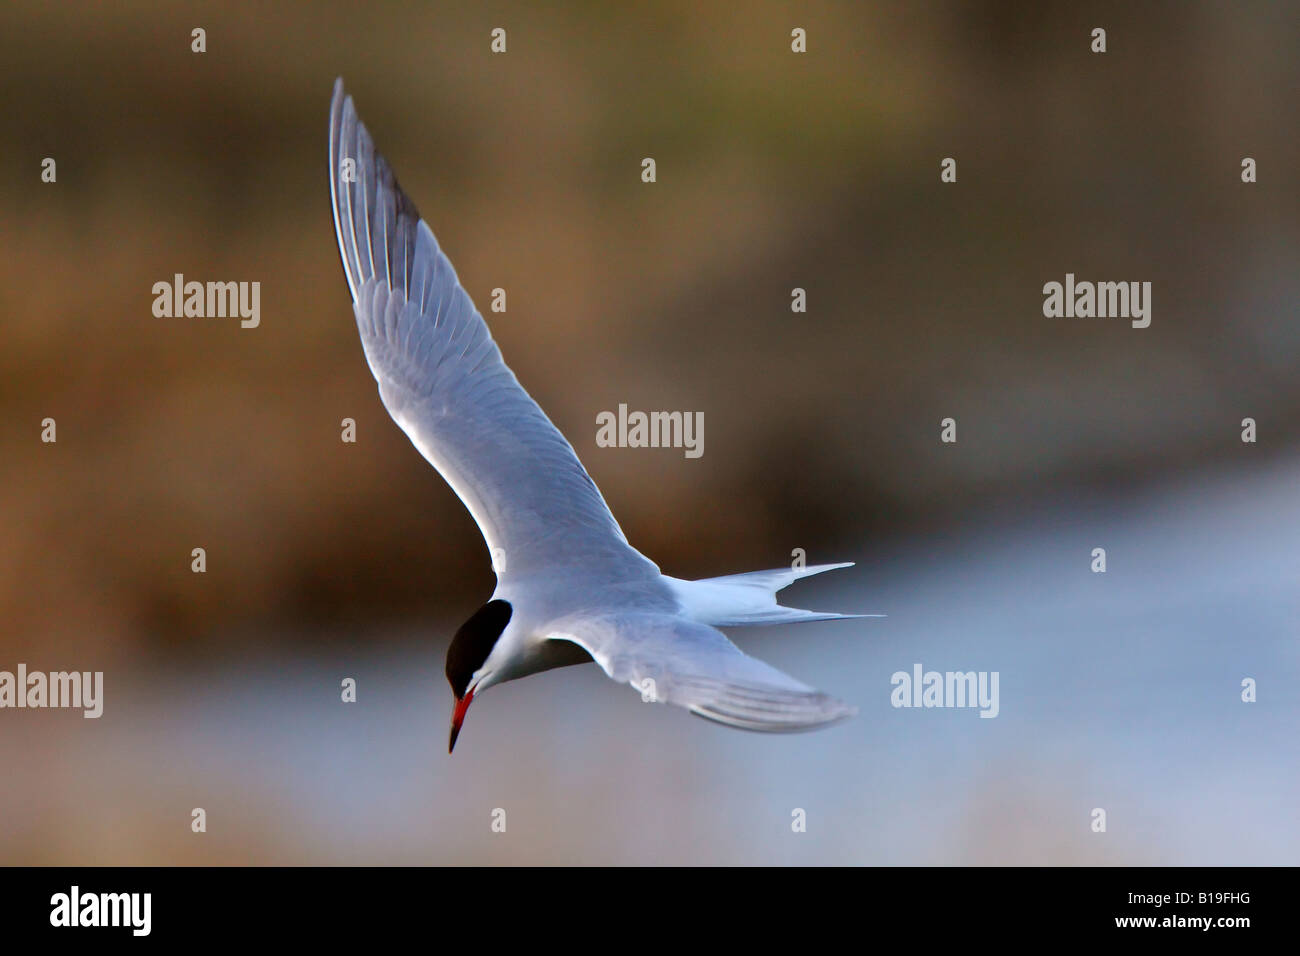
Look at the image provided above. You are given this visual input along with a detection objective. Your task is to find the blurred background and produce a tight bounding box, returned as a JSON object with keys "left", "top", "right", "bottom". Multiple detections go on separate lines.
{"left": 1, "top": 0, "right": 1297, "bottom": 864}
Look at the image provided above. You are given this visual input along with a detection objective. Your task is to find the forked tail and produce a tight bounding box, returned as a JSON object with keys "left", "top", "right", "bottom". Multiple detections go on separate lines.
{"left": 666, "top": 562, "right": 883, "bottom": 627}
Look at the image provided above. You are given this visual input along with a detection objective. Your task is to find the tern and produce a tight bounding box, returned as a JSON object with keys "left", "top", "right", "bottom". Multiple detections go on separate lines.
{"left": 328, "top": 80, "right": 876, "bottom": 751}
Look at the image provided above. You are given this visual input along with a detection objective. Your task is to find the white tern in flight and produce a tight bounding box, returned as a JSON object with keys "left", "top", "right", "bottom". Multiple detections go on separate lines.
{"left": 328, "top": 80, "right": 877, "bottom": 751}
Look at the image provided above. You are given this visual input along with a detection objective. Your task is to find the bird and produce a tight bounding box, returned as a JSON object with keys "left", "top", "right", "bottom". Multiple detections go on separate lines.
{"left": 327, "top": 79, "right": 878, "bottom": 752}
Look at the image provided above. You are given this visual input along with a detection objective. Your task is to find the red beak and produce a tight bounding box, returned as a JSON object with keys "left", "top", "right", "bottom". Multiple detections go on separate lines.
{"left": 448, "top": 687, "right": 475, "bottom": 753}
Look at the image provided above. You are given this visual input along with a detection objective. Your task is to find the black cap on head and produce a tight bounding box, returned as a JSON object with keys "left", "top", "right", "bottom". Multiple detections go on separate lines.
{"left": 445, "top": 599, "right": 512, "bottom": 698}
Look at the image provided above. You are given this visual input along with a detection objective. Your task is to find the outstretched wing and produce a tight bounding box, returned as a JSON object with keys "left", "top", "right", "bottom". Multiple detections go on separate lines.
{"left": 547, "top": 613, "right": 857, "bottom": 732}
{"left": 328, "top": 79, "right": 658, "bottom": 584}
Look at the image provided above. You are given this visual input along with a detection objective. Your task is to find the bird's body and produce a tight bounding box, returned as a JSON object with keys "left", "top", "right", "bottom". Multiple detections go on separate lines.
{"left": 328, "top": 79, "right": 876, "bottom": 749}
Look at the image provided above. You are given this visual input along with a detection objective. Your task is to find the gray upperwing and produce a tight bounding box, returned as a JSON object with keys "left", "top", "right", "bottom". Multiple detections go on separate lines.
{"left": 328, "top": 79, "right": 659, "bottom": 585}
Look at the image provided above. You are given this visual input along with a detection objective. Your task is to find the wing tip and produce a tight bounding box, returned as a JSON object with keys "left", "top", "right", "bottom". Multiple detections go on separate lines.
{"left": 815, "top": 695, "right": 858, "bottom": 725}
{"left": 328, "top": 76, "right": 358, "bottom": 300}
{"left": 329, "top": 77, "right": 349, "bottom": 139}
{"left": 328, "top": 78, "right": 427, "bottom": 303}
{"left": 689, "top": 691, "right": 859, "bottom": 733}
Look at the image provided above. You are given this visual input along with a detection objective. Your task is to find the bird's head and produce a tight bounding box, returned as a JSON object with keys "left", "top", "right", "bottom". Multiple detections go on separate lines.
{"left": 445, "top": 599, "right": 513, "bottom": 753}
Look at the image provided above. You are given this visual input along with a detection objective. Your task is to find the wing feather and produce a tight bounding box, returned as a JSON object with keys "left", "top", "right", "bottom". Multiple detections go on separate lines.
{"left": 328, "top": 79, "right": 658, "bottom": 585}
{"left": 548, "top": 613, "right": 857, "bottom": 732}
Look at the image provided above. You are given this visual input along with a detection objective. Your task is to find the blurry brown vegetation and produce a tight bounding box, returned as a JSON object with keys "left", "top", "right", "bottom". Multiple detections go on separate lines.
{"left": 2, "top": 0, "right": 1297, "bottom": 659}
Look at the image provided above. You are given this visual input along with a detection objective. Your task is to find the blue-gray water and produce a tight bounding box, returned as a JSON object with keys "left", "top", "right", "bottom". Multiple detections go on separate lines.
{"left": 4, "top": 456, "right": 1296, "bottom": 864}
